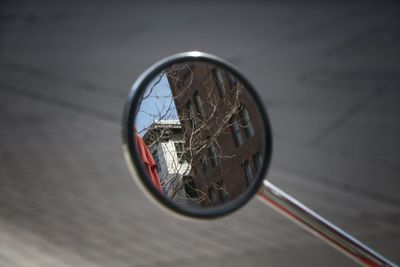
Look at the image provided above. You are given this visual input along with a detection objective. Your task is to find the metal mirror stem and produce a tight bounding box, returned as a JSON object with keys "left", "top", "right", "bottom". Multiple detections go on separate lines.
{"left": 258, "top": 180, "right": 397, "bottom": 267}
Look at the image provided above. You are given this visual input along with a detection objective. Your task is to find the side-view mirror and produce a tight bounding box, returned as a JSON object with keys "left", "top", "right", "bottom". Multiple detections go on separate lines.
{"left": 122, "top": 51, "right": 272, "bottom": 218}
{"left": 123, "top": 52, "right": 397, "bottom": 266}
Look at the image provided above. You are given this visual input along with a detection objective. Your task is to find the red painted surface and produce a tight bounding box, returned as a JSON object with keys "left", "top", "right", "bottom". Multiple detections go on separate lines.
{"left": 135, "top": 131, "right": 163, "bottom": 193}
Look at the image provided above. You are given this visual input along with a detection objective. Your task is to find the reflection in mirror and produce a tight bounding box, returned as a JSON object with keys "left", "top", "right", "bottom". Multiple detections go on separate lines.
{"left": 134, "top": 61, "right": 266, "bottom": 209}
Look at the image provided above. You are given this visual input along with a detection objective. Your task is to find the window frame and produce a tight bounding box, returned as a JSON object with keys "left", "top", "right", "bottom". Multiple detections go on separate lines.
{"left": 230, "top": 117, "right": 244, "bottom": 147}
{"left": 193, "top": 91, "right": 205, "bottom": 119}
{"left": 208, "top": 187, "right": 218, "bottom": 206}
{"left": 243, "top": 160, "right": 253, "bottom": 186}
{"left": 201, "top": 153, "right": 208, "bottom": 174}
{"left": 213, "top": 68, "right": 227, "bottom": 99}
{"left": 208, "top": 142, "right": 219, "bottom": 167}
{"left": 217, "top": 180, "right": 229, "bottom": 203}
{"left": 174, "top": 142, "right": 186, "bottom": 163}
{"left": 252, "top": 151, "right": 262, "bottom": 174}
{"left": 241, "top": 106, "right": 254, "bottom": 138}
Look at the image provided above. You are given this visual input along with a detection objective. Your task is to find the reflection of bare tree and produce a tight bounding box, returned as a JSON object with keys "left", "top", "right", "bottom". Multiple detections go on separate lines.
{"left": 138, "top": 62, "right": 256, "bottom": 207}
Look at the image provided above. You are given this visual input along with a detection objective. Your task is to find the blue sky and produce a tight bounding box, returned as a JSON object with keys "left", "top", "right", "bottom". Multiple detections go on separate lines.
{"left": 135, "top": 73, "right": 179, "bottom": 136}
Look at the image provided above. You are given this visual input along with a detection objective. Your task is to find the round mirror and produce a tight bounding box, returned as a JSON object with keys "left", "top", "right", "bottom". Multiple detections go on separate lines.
{"left": 123, "top": 52, "right": 272, "bottom": 219}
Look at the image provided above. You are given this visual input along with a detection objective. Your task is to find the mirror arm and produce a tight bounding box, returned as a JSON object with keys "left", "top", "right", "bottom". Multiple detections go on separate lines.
{"left": 258, "top": 180, "right": 397, "bottom": 267}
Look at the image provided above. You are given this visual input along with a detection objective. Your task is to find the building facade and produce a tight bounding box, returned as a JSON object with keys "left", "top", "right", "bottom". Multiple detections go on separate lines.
{"left": 167, "top": 62, "right": 264, "bottom": 207}
{"left": 142, "top": 120, "right": 200, "bottom": 208}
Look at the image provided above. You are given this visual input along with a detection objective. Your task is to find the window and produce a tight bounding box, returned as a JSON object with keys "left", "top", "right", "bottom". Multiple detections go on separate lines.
{"left": 228, "top": 72, "right": 237, "bottom": 87}
{"left": 174, "top": 142, "right": 185, "bottom": 163}
{"left": 252, "top": 152, "right": 262, "bottom": 174}
{"left": 217, "top": 180, "right": 229, "bottom": 203}
{"left": 201, "top": 153, "right": 208, "bottom": 174}
{"left": 213, "top": 69, "right": 226, "bottom": 98}
{"left": 230, "top": 118, "right": 244, "bottom": 147}
{"left": 243, "top": 160, "right": 253, "bottom": 186}
{"left": 152, "top": 150, "right": 161, "bottom": 173}
{"left": 241, "top": 107, "right": 254, "bottom": 138}
{"left": 193, "top": 91, "right": 205, "bottom": 118}
{"left": 183, "top": 176, "right": 198, "bottom": 198}
{"left": 208, "top": 187, "right": 218, "bottom": 206}
{"left": 186, "top": 100, "right": 196, "bottom": 128}
{"left": 177, "top": 79, "right": 184, "bottom": 90}
{"left": 208, "top": 142, "right": 218, "bottom": 167}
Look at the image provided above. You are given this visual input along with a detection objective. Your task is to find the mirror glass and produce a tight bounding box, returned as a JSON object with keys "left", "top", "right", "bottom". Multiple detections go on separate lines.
{"left": 130, "top": 59, "right": 270, "bottom": 214}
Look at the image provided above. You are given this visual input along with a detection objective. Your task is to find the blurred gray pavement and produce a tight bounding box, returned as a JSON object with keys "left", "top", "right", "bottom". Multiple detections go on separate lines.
{"left": 0, "top": 1, "right": 399, "bottom": 266}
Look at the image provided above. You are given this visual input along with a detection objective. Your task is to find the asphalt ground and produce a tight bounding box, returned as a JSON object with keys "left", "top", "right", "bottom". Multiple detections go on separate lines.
{"left": 0, "top": 1, "right": 399, "bottom": 266}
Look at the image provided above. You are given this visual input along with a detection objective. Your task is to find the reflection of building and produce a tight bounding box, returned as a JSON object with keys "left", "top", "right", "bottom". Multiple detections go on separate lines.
{"left": 168, "top": 63, "right": 263, "bottom": 207}
{"left": 142, "top": 120, "right": 199, "bottom": 208}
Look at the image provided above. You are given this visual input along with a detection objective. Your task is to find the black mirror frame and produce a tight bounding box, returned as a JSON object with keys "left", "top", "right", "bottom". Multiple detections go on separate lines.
{"left": 122, "top": 51, "right": 273, "bottom": 219}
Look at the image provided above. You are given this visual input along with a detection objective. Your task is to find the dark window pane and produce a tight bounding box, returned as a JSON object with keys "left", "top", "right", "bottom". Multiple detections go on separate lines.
{"left": 183, "top": 176, "right": 198, "bottom": 198}
{"left": 241, "top": 107, "right": 254, "bottom": 138}
{"left": 252, "top": 151, "right": 262, "bottom": 174}
{"left": 186, "top": 100, "right": 197, "bottom": 129}
{"left": 208, "top": 187, "right": 218, "bottom": 206}
{"left": 228, "top": 72, "right": 237, "bottom": 87}
{"left": 213, "top": 69, "right": 226, "bottom": 99}
{"left": 201, "top": 153, "right": 208, "bottom": 174}
{"left": 208, "top": 142, "right": 218, "bottom": 167}
{"left": 243, "top": 160, "right": 253, "bottom": 186}
{"left": 218, "top": 180, "right": 229, "bottom": 203}
{"left": 174, "top": 142, "right": 186, "bottom": 163}
{"left": 193, "top": 91, "right": 205, "bottom": 118}
{"left": 230, "top": 118, "right": 244, "bottom": 147}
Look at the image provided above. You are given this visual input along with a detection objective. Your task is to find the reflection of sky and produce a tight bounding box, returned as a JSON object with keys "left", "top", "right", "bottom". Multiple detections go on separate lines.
{"left": 136, "top": 73, "right": 178, "bottom": 136}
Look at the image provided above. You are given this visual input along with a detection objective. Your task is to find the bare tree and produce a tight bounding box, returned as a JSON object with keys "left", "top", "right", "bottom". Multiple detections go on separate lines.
{"left": 136, "top": 62, "right": 249, "bottom": 207}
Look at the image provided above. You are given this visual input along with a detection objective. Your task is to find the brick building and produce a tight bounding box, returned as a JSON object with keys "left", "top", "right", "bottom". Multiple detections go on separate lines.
{"left": 167, "top": 62, "right": 264, "bottom": 207}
